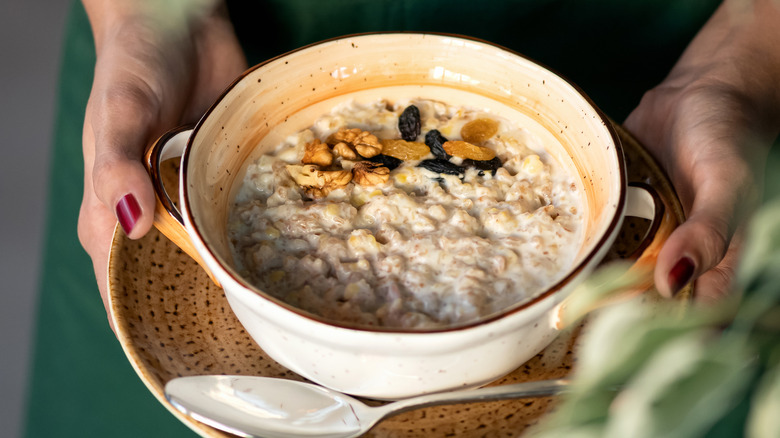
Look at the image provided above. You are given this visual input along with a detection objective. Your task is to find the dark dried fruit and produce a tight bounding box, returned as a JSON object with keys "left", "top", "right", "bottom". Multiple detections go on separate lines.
{"left": 417, "top": 159, "right": 464, "bottom": 176}
{"left": 352, "top": 161, "right": 390, "bottom": 186}
{"left": 463, "top": 156, "right": 503, "bottom": 175}
{"left": 366, "top": 154, "right": 402, "bottom": 170}
{"left": 424, "top": 129, "right": 450, "bottom": 160}
{"left": 398, "top": 105, "right": 421, "bottom": 141}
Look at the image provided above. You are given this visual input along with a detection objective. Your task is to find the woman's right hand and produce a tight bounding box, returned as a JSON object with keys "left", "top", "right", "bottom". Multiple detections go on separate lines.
{"left": 77, "top": 0, "right": 247, "bottom": 325}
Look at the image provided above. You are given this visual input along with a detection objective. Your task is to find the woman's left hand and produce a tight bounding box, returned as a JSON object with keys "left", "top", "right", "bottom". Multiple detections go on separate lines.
{"left": 624, "top": 0, "right": 780, "bottom": 302}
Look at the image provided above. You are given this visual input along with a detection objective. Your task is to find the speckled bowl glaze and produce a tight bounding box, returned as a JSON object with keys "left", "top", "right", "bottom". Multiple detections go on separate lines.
{"left": 144, "top": 33, "right": 679, "bottom": 399}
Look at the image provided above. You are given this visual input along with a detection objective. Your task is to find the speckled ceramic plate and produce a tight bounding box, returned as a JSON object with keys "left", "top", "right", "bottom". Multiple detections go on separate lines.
{"left": 108, "top": 123, "right": 689, "bottom": 437}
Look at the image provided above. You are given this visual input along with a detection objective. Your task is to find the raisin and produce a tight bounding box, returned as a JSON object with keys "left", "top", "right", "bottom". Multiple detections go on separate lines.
{"left": 463, "top": 156, "right": 503, "bottom": 175}
{"left": 398, "top": 105, "right": 421, "bottom": 141}
{"left": 366, "top": 154, "right": 402, "bottom": 170}
{"left": 461, "top": 118, "right": 499, "bottom": 143}
{"left": 424, "top": 129, "right": 450, "bottom": 160}
{"left": 381, "top": 139, "right": 430, "bottom": 160}
{"left": 417, "top": 159, "right": 464, "bottom": 176}
{"left": 443, "top": 140, "right": 496, "bottom": 161}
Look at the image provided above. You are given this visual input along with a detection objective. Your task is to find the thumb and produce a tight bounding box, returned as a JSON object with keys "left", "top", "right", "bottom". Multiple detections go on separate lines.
{"left": 88, "top": 80, "right": 163, "bottom": 239}
{"left": 653, "top": 175, "right": 750, "bottom": 298}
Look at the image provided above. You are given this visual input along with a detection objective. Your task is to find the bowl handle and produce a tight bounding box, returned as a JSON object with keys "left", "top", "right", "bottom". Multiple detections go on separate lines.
{"left": 623, "top": 182, "right": 675, "bottom": 289}
{"left": 554, "top": 182, "right": 676, "bottom": 329}
{"left": 144, "top": 125, "right": 220, "bottom": 286}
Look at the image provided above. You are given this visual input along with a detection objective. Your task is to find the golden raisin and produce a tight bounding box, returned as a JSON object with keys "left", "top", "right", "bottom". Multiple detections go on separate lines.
{"left": 460, "top": 118, "right": 499, "bottom": 144}
{"left": 380, "top": 139, "right": 430, "bottom": 161}
{"left": 443, "top": 140, "right": 496, "bottom": 161}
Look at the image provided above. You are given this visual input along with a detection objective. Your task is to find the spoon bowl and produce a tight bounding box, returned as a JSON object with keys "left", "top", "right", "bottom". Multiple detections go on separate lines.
{"left": 165, "top": 375, "right": 569, "bottom": 438}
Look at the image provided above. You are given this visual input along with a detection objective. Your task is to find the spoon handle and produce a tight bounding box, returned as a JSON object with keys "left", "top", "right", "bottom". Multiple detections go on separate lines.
{"left": 381, "top": 379, "right": 569, "bottom": 417}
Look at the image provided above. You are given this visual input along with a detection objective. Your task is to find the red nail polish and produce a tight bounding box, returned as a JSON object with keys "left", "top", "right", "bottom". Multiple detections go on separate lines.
{"left": 116, "top": 194, "right": 141, "bottom": 234}
{"left": 668, "top": 256, "right": 695, "bottom": 296}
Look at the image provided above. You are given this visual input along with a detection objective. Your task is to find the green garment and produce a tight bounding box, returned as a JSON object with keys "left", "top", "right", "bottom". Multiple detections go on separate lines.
{"left": 24, "top": 1, "right": 718, "bottom": 436}
{"left": 228, "top": 0, "right": 720, "bottom": 117}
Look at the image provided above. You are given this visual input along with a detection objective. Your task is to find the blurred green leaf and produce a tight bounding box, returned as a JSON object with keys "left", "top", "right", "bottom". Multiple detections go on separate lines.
{"left": 533, "top": 197, "right": 780, "bottom": 438}
{"left": 533, "top": 425, "right": 605, "bottom": 438}
{"left": 573, "top": 299, "right": 712, "bottom": 390}
{"left": 737, "top": 200, "right": 780, "bottom": 292}
{"left": 747, "top": 352, "right": 780, "bottom": 438}
{"left": 533, "top": 299, "right": 741, "bottom": 437}
{"left": 604, "top": 333, "right": 754, "bottom": 438}
{"left": 558, "top": 261, "right": 635, "bottom": 326}
{"left": 703, "top": 392, "right": 752, "bottom": 438}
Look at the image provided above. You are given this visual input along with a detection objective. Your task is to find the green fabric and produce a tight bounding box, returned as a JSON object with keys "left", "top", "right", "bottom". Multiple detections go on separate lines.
{"left": 24, "top": 0, "right": 720, "bottom": 436}
{"left": 229, "top": 0, "right": 720, "bottom": 119}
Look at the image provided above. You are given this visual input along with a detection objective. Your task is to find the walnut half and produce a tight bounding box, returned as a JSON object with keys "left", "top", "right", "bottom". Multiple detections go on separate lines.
{"left": 352, "top": 161, "right": 390, "bottom": 186}
{"left": 328, "top": 128, "right": 383, "bottom": 159}
{"left": 301, "top": 139, "right": 333, "bottom": 167}
{"left": 286, "top": 164, "right": 352, "bottom": 198}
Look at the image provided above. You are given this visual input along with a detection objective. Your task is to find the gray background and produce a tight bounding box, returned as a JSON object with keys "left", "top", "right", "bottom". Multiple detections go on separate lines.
{"left": 1, "top": 0, "right": 69, "bottom": 437}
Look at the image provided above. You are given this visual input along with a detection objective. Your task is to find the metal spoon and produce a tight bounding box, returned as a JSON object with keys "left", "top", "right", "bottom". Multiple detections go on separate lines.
{"left": 165, "top": 375, "right": 569, "bottom": 438}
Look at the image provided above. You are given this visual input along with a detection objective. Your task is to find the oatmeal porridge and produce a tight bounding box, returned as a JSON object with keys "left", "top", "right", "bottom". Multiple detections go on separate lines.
{"left": 228, "top": 98, "right": 583, "bottom": 329}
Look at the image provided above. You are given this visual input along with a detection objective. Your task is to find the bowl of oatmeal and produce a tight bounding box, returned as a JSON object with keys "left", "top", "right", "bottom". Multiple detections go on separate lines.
{"left": 144, "top": 33, "right": 669, "bottom": 399}
{"left": 227, "top": 98, "right": 585, "bottom": 329}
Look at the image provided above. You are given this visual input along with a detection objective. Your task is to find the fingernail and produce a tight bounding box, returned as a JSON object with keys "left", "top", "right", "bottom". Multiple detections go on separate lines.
{"left": 116, "top": 194, "right": 141, "bottom": 234}
{"left": 668, "top": 256, "right": 695, "bottom": 296}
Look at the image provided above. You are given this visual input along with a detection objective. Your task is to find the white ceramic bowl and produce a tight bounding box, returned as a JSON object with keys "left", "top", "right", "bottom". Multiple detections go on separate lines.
{"left": 145, "top": 33, "right": 671, "bottom": 399}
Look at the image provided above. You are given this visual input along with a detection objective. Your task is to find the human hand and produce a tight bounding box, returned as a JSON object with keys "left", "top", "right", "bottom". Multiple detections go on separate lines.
{"left": 77, "top": 0, "right": 247, "bottom": 325}
{"left": 624, "top": 0, "right": 780, "bottom": 302}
